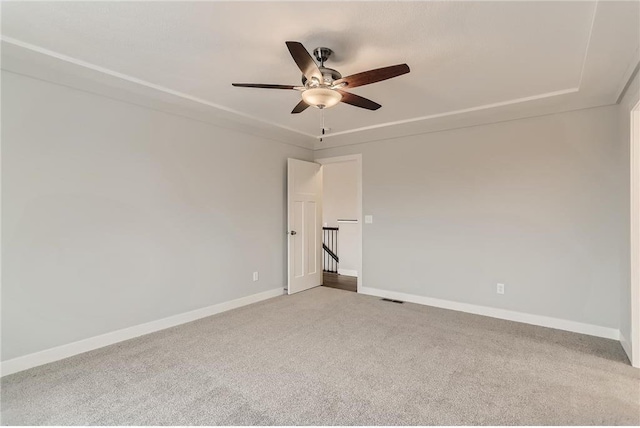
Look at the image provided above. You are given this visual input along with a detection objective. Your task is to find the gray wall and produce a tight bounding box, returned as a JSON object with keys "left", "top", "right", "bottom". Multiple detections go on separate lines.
{"left": 1, "top": 71, "right": 312, "bottom": 361}
{"left": 316, "top": 105, "right": 625, "bottom": 329}
{"left": 618, "top": 70, "right": 640, "bottom": 344}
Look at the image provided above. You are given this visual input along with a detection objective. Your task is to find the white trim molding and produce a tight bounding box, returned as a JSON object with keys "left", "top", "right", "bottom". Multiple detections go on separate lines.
{"left": 0, "top": 37, "right": 316, "bottom": 141}
{"left": 0, "top": 287, "right": 284, "bottom": 377}
{"left": 0, "top": 38, "right": 316, "bottom": 150}
{"left": 630, "top": 99, "right": 640, "bottom": 368}
{"left": 317, "top": 87, "right": 580, "bottom": 141}
{"left": 620, "top": 332, "right": 632, "bottom": 364}
{"left": 361, "top": 287, "right": 620, "bottom": 340}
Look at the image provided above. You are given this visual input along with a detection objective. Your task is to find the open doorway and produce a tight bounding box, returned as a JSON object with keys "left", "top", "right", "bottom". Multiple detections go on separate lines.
{"left": 316, "top": 155, "right": 362, "bottom": 293}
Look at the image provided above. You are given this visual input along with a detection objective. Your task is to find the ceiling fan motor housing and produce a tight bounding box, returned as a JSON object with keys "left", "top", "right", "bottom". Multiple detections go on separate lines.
{"left": 298, "top": 47, "right": 342, "bottom": 87}
{"left": 302, "top": 67, "right": 342, "bottom": 86}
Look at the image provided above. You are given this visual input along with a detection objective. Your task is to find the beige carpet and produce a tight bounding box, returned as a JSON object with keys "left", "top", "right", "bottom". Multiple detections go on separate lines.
{"left": 1, "top": 286, "right": 638, "bottom": 425}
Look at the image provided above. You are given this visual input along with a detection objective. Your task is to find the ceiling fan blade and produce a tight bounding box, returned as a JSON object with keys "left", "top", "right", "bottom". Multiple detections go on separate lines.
{"left": 336, "top": 90, "right": 381, "bottom": 110}
{"left": 286, "top": 41, "right": 323, "bottom": 83}
{"left": 232, "top": 83, "right": 299, "bottom": 90}
{"left": 333, "top": 64, "right": 410, "bottom": 89}
{"left": 291, "top": 100, "right": 310, "bottom": 114}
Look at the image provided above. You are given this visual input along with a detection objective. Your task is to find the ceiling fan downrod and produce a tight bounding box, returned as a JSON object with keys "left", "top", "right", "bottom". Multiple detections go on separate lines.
{"left": 313, "top": 47, "right": 333, "bottom": 67}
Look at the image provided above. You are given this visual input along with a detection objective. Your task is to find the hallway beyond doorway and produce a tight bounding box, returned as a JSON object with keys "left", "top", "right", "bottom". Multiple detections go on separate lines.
{"left": 322, "top": 272, "right": 357, "bottom": 292}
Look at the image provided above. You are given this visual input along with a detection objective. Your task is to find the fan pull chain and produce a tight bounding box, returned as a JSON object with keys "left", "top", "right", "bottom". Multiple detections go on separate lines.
{"left": 320, "top": 110, "right": 325, "bottom": 143}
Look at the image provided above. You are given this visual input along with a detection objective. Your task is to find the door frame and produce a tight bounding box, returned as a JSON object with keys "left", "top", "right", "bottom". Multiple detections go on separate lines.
{"left": 630, "top": 99, "right": 640, "bottom": 368}
{"left": 315, "top": 154, "right": 363, "bottom": 293}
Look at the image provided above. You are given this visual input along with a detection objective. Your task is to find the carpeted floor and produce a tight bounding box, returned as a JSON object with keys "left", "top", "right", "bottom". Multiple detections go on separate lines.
{"left": 1, "top": 286, "right": 639, "bottom": 425}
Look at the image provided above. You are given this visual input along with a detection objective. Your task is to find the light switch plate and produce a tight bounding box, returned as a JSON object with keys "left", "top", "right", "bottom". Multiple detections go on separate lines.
{"left": 365, "top": 215, "right": 373, "bottom": 224}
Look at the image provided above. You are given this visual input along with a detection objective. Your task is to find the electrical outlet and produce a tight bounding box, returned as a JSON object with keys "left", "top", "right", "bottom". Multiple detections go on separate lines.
{"left": 253, "top": 272, "right": 259, "bottom": 282}
{"left": 497, "top": 283, "right": 505, "bottom": 295}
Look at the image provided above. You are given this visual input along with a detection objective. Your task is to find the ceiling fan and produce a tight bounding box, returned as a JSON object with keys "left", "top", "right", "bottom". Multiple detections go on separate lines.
{"left": 232, "top": 41, "right": 410, "bottom": 114}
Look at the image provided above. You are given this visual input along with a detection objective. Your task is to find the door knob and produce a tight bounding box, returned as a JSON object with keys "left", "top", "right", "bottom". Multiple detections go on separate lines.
{"left": 290, "top": 230, "right": 297, "bottom": 235}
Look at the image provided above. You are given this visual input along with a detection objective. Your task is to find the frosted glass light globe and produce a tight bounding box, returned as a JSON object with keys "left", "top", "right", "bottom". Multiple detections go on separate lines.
{"left": 301, "top": 87, "right": 342, "bottom": 109}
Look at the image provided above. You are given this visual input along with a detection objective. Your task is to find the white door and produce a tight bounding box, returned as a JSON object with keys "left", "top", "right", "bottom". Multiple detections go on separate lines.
{"left": 287, "top": 158, "right": 322, "bottom": 294}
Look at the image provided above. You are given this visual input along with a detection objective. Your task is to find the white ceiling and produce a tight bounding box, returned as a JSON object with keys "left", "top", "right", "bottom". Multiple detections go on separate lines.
{"left": 2, "top": 1, "right": 639, "bottom": 149}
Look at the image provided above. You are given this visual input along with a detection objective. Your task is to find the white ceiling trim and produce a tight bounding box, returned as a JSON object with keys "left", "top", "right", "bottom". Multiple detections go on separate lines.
{"left": 315, "top": 87, "right": 579, "bottom": 141}
{"left": 0, "top": 2, "right": 599, "bottom": 145}
{"left": 616, "top": 46, "right": 640, "bottom": 102}
{"left": 320, "top": 1, "right": 597, "bottom": 142}
{"left": 3, "top": 0, "right": 637, "bottom": 150}
{"left": 0, "top": 36, "right": 317, "bottom": 141}
{"left": 3, "top": 34, "right": 589, "bottom": 144}
{"left": 577, "top": 0, "right": 598, "bottom": 88}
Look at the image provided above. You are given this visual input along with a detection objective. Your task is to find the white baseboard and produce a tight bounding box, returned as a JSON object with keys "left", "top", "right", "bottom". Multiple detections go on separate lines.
{"left": 338, "top": 268, "right": 358, "bottom": 277}
{"left": 0, "top": 287, "right": 284, "bottom": 377}
{"left": 360, "top": 287, "right": 620, "bottom": 340}
{"left": 620, "top": 332, "right": 633, "bottom": 363}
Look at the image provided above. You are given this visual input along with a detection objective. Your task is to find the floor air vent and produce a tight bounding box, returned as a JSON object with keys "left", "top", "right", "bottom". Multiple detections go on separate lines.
{"left": 381, "top": 298, "right": 404, "bottom": 304}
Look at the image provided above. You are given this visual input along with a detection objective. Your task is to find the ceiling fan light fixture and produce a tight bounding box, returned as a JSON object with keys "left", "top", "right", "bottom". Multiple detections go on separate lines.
{"left": 301, "top": 87, "right": 342, "bottom": 109}
{"left": 232, "top": 41, "right": 410, "bottom": 114}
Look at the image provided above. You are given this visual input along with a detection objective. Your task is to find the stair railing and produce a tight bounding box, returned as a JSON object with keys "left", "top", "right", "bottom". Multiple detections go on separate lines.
{"left": 322, "top": 227, "right": 339, "bottom": 273}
